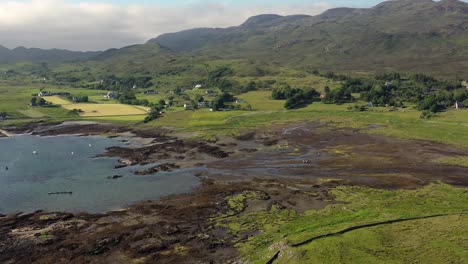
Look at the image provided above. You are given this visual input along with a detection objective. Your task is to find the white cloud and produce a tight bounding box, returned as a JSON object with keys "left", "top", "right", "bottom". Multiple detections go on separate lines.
{"left": 0, "top": 0, "right": 335, "bottom": 51}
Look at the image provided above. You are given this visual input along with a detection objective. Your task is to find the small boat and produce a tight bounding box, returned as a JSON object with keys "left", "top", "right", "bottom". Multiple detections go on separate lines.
{"left": 33, "top": 151, "right": 38, "bottom": 155}
{"left": 5, "top": 166, "right": 8, "bottom": 171}
{"left": 89, "top": 144, "right": 93, "bottom": 147}
{"left": 48, "top": 192, "right": 73, "bottom": 195}
{"left": 71, "top": 152, "right": 75, "bottom": 155}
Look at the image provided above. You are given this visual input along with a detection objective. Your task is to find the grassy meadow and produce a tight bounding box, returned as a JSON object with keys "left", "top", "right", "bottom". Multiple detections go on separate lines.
{"left": 217, "top": 183, "right": 468, "bottom": 264}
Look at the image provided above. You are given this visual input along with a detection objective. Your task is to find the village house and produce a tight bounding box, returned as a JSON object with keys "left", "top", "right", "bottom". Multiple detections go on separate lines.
{"left": 194, "top": 84, "right": 203, "bottom": 89}
{"left": 197, "top": 101, "right": 211, "bottom": 108}
{"left": 455, "top": 101, "right": 465, "bottom": 110}
{"left": 38, "top": 91, "right": 70, "bottom": 97}
{"left": 104, "top": 92, "right": 117, "bottom": 99}
{"left": 205, "top": 90, "right": 213, "bottom": 95}
{"left": 144, "top": 90, "right": 156, "bottom": 95}
{"left": 38, "top": 91, "right": 52, "bottom": 97}
{"left": 235, "top": 99, "right": 245, "bottom": 104}
{"left": 184, "top": 102, "right": 193, "bottom": 109}
{"left": 320, "top": 92, "right": 328, "bottom": 99}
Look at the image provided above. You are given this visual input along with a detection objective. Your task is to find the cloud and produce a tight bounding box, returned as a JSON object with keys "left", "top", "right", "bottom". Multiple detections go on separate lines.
{"left": 0, "top": 0, "right": 335, "bottom": 51}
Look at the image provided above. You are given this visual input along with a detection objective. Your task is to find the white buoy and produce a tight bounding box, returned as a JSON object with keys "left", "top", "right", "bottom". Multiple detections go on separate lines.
{"left": 33, "top": 151, "right": 38, "bottom": 155}
{"left": 71, "top": 152, "right": 75, "bottom": 155}
{"left": 89, "top": 144, "right": 92, "bottom": 147}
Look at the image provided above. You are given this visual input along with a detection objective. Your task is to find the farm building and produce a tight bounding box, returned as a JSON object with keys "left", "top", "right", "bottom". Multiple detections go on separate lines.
{"left": 205, "top": 90, "right": 213, "bottom": 95}
{"left": 455, "top": 101, "right": 465, "bottom": 110}
{"left": 38, "top": 91, "right": 52, "bottom": 97}
{"left": 184, "top": 103, "right": 193, "bottom": 109}
{"left": 320, "top": 93, "right": 328, "bottom": 99}
{"left": 38, "top": 91, "right": 70, "bottom": 97}
{"left": 104, "top": 92, "right": 117, "bottom": 99}
{"left": 144, "top": 90, "right": 156, "bottom": 95}
{"left": 194, "top": 84, "right": 203, "bottom": 89}
{"left": 197, "top": 101, "right": 211, "bottom": 108}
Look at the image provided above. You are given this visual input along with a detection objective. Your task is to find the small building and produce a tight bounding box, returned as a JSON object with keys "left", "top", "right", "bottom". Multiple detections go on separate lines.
{"left": 384, "top": 81, "right": 392, "bottom": 86}
{"left": 235, "top": 99, "right": 245, "bottom": 104}
{"left": 198, "top": 101, "right": 211, "bottom": 108}
{"left": 455, "top": 101, "right": 465, "bottom": 110}
{"left": 194, "top": 84, "right": 203, "bottom": 89}
{"left": 132, "top": 85, "right": 137, "bottom": 89}
{"left": 38, "top": 91, "right": 52, "bottom": 97}
{"left": 184, "top": 103, "right": 193, "bottom": 109}
{"left": 205, "top": 90, "right": 213, "bottom": 95}
{"left": 320, "top": 93, "right": 328, "bottom": 99}
{"left": 104, "top": 92, "right": 117, "bottom": 99}
{"left": 144, "top": 90, "right": 156, "bottom": 95}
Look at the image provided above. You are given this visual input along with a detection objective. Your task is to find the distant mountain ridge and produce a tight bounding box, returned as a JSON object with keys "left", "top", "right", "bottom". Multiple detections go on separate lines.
{"left": 147, "top": 0, "right": 468, "bottom": 76}
{"left": 0, "top": 46, "right": 101, "bottom": 63}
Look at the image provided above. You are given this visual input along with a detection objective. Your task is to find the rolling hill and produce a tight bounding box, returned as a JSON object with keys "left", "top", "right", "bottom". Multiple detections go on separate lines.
{"left": 0, "top": 45, "right": 101, "bottom": 63}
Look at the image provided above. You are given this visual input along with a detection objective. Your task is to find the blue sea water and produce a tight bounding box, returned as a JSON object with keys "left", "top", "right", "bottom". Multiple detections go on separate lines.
{"left": 0, "top": 135, "right": 200, "bottom": 213}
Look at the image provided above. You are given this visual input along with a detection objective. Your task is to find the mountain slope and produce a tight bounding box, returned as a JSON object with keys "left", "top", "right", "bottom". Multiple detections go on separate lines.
{"left": 0, "top": 46, "right": 101, "bottom": 63}
{"left": 148, "top": 0, "right": 468, "bottom": 77}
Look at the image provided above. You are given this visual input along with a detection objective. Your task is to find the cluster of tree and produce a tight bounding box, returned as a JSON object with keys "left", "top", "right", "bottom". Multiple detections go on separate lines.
{"left": 117, "top": 92, "right": 150, "bottom": 106}
{"left": 95, "top": 75, "right": 153, "bottom": 91}
{"left": 30, "top": 97, "right": 47, "bottom": 107}
{"left": 211, "top": 92, "right": 235, "bottom": 110}
{"left": 271, "top": 86, "right": 303, "bottom": 100}
{"left": 318, "top": 70, "right": 464, "bottom": 114}
{"left": 418, "top": 89, "right": 468, "bottom": 113}
{"left": 360, "top": 84, "right": 403, "bottom": 107}
{"left": 322, "top": 86, "right": 354, "bottom": 104}
{"left": 67, "top": 95, "right": 89, "bottom": 103}
{"left": 143, "top": 101, "right": 166, "bottom": 123}
{"left": 272, "top": 86, "right": 320, "bottom": 109}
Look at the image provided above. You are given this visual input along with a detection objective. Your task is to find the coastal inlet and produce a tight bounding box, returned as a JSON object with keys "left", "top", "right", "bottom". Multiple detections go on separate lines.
{"left": 0, "top": 135, "right": 200, "bottom": 213}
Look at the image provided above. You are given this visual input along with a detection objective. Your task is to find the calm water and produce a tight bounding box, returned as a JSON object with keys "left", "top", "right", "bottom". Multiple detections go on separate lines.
{"left": 0, "top": 135, "right": 200, "bottom": 213}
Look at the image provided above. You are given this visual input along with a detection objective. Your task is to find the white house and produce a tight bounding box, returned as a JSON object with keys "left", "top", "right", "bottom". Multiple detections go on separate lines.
{"left": 104, "top": 92, "right": 117, "bottom": 99}
{"left": 38, "top": 91, "right": 52, "bottom": 97}
{"left": 194, "top": 84, "right": 203, "bottom": 89}
{"left": 455, "top": 101, "right": 465, "bottom": 110}
{"left": 184, "top": 103, "right": 193, "bottom": 109}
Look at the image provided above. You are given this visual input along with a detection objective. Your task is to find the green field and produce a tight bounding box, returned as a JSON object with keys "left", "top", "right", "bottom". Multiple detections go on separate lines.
{"left": 218, "top": 183, "right": 468, "bottom": 264}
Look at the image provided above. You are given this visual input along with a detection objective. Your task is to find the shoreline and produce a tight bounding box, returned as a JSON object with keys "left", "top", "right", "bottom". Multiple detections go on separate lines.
{"left": 1, "top": 121, "right": 468, "bottom": 263}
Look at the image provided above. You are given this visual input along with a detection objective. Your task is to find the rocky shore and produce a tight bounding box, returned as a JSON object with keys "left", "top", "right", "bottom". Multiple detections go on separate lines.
{"left": 1, "top": 121, "right": 467, "bottom": 263}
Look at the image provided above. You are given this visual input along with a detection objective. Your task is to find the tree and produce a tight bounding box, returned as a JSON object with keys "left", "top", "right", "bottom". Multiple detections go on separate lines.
{"left": 38, "top": 98, "right": 46, "bottom": 106}
{"left": 144, "top": 105, "right": 164, "bottom": 123}
{"left": 324, "top": 86, "right": 331, "bottom": 94}
{"left": 31, "top": 97, "right": 37, "bottom": 106}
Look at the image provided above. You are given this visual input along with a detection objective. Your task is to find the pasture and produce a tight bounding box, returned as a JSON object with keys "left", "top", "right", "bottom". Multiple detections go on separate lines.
{"left": 44, "top": 96, "right": 149, "bottom": 117}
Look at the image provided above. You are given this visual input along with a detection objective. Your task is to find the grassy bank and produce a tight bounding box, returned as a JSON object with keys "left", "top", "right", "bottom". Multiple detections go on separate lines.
{"left": 217, "top": 183, "right": 468, "bottom": 263}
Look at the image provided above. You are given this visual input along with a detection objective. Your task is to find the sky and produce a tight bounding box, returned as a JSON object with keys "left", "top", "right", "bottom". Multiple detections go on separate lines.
{"left": 0, "top": 0, "right": 461, "bottom": 51}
